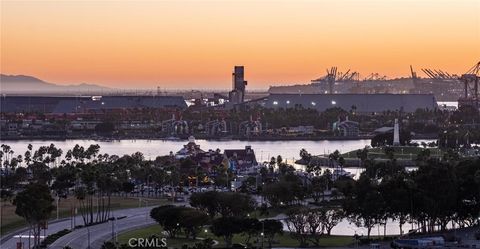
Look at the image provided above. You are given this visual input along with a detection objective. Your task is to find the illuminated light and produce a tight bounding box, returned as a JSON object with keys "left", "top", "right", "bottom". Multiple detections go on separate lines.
{"left": 286, "top": 100, "right": 290, "bottom": 104}
{"left": 311, "top": 101, "right": 316, "bottom": 106}
{"left": 273, "top": 101, "right": 278, "bottom": 105}
{"left": 331, "top": 100, "right": 336, "bottom": 105}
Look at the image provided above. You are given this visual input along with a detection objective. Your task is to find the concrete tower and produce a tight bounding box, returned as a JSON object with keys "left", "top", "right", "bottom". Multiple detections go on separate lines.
{"left": 229, "top": 66, "right": 248, "bottom": 104}
{"left": 393, "top": 118, "right": 400, "bottom": 146}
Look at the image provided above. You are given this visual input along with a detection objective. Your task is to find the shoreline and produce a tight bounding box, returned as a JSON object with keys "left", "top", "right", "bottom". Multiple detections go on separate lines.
{"left": 0, "top": 134, "right": 438, "bottom": 142}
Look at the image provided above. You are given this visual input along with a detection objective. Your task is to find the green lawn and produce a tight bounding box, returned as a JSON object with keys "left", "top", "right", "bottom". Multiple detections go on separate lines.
{"left": 0, "top": 196, "right": 168, "bottom": 237}
{"left": 117, "top": 225, "right": 198, "bottom": 248}
{"left": 341, "top": 146, "right": 442, "bottom": 160}
{"left": 117, "top": 224, "right": 354, "bottom": 248}
{"left": 249, "top": 207, "right": 288, "bottom": 219}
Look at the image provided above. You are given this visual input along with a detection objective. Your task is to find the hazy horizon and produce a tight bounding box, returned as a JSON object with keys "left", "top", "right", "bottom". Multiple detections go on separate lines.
{"left": 1, "top": 0, "right": 479, "bottom": 89}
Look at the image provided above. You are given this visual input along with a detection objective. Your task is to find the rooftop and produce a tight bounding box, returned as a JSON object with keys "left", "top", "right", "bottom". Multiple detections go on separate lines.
{"left": 261, "top": 93, "right": 437, "bottom": 113}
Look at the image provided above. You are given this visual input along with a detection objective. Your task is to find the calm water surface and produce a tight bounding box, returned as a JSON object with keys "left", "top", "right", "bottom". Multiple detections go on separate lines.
{"left": 1, "top": 139, "right": 371, "bottom": 162}
{"left": 3, "top": 138, "right": 438, "bottom": 235}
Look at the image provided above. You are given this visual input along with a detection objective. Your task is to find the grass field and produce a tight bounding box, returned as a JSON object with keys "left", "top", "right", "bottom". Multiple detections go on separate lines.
{"left": 249, "top": 206, "right": 287, "bottom": 219}
{"left": 341, "top": 146, "right": 442, "bottom": 160}
{"left": 117, "top": 224, "right": 354, "bottom": 248}
{"left": 0, "top": 196, "right": 168, "bottom": 237}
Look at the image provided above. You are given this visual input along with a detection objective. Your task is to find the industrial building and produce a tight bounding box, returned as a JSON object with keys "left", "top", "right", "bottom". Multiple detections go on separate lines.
{"left": 0, "top": 95, "right": 187, "bottom": 114}
{"left": 259, "top": 93, "right": 437, "bottom": 113}
{"left": 228, "top": 66, "right": 247, "bottom": 105}
{"left": 333, "top": 118, "right": 359, "bottom": 137}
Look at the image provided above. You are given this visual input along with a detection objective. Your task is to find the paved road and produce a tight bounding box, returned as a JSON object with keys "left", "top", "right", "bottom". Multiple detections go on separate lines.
{"left": 1, "top": 194, "right": 264, "bottom": 249}
{"left": 0, "top": 206, "right": 161, "bottom": 249}
{"left": 1, "top": 217, "right": 73, "bottom": 249}
{"left": 50, "top": 206, "right": 156, "bottom": 249}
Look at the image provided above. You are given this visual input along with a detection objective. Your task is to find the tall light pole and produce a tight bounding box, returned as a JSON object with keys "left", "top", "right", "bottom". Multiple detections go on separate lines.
{"left": 56, "top": 194, "right": 59, "bottom": 220}
{"left": 444, "top": 130, "right": 448, "bottom": 148}
{"left": 87, "top": 226, "right": 91, "bottom": 249}
{"left": 111, "top": 217, "right": 116, "bottom": 243}
{"left": 261, "top": 220, "right": 265, "bottom": 249}
{"left": 455, "top": 130, "right": 459, "bottom": 148}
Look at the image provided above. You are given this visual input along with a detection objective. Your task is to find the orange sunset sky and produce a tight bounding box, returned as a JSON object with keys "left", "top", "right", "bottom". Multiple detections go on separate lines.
{"left": 1, "top": 0, "right": 479, "bottom": 90}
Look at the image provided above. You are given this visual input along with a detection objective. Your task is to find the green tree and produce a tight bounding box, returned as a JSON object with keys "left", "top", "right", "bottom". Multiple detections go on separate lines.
{"left": 342, "top": 174, "right": 384, "bottom": 239}
{"left": 150, "top": 205, "right": 209, "bottom": 239}
{"left": 415, "top": 160, "right": 457, "bottom": 232}
{"left": 285, "top": 207, "right": 309, "bottom": 247}
{"left": 179, "top": 209, "right": 210, "bottom": 239}
{"left": 262, "top": 219, "right": 284, "bottom": 248}
{"left": 14, "top": 183, "right": 55, "bottom": 247}
{"left": 190, "top": 191, "right": 219, "bottom": 218}
{"left": 190, "top": 191, "right": 255, "bottom": 218}
{"left": 322, "top": 209, "right": 344, "bottom": 235}
{"left": 211, "top": 217, "right": 245, "bottom": 247}
{"left": 150, "top": 205, "right": 183, "bottom": 238}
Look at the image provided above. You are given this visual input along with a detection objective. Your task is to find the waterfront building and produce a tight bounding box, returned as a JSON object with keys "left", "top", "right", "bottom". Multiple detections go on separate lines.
{"left": 333, "top": 118, "right": 359, "bottom": 137}
{"left": 175, "top": 136, "right": 205, "bottom": 159}
{"left": 223, "top": 146, "right": 258, "bottom": 171}
{"left": 259, "top": 93, "right": 437, "bottom": 113}
{"left": 0, "top": 95, "right": 187, "bottom": 114}
{"left": 285, "top": 125, "right": 315, "bottom": 136}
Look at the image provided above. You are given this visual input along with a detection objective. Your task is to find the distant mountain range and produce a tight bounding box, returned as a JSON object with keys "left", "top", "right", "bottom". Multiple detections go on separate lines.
{"left": 0, "top": 74, "right": 112, "bottom": 94}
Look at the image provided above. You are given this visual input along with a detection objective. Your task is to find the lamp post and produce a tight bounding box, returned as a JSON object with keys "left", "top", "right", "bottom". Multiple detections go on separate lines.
{"left": 443, "top": 130, "right": 448, "bottom": 148}
{"left": 455, "top": 130, "right": 459, "bottom": 148}
{"left": 261, "top": 220, "right": 265, "bottom": 249}
{"left": 56, "top": 195, "right": 59, "bottom": 220}
{"left": 348, "top": 226, "right": 358, "bottom": 248}
{"left": 87, "top": 226, "right": 91, "bottom": 249}
{"left": 111, "top": 217, "right": 116, "bottom": 242}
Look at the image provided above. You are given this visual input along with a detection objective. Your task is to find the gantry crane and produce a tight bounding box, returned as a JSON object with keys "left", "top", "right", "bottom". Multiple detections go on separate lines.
{"left": 459, "top": 61, "right": 480, "bottom": 108}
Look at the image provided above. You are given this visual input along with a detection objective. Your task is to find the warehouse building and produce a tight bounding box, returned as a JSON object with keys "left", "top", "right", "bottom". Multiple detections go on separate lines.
{"left": 260, "top": 93, "right": 437, "bottom": 113}
{"left": 0, "top": 95, "right": 187, "bottom": 114}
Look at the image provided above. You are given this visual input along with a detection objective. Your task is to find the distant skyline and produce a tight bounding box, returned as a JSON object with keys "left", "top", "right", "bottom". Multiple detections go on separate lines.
{"left": 1, "top": 0, "right": 479, "bottom": 90}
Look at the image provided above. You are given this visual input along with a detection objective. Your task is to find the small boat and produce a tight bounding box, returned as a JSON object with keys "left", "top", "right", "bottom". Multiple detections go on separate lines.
{"left": 163, "top": 136, "right": 180, "bottom": 141}
{"left": 392, "top": 237, "right": 444, "bottom": 249}
{"left": 332, "top": 168, "right": 353, "bottom": 180}
{"left": 217, "top": 136, "right": 233, "bottom": 141}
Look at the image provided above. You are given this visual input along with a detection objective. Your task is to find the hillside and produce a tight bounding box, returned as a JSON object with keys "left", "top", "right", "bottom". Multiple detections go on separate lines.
{"left": 0, "top": 74, "right": 111, "bottom": 94}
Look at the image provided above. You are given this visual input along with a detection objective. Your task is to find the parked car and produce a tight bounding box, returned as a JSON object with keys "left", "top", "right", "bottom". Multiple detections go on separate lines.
{"left": 174, "top": 196, "right": 185, "bottom": 202}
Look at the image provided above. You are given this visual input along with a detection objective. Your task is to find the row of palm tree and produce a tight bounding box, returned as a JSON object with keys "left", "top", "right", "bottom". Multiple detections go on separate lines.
{"left": 1, "top": 143, "right": 224, "bottom": 227}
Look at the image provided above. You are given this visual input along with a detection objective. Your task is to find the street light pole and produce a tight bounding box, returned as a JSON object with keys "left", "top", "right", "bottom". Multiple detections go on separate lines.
{"left": 87, "top": 226, "right": 91, "bottom": 249}
{"left": 261, "top": 221, "right": 264, "bottom": 249}
{"left": 56, "top": 195, "right": 59, "bottom": 220}
{"left": 444, "top": 130, "right": 448, "bottom": 148}
{"left": 111, "top": 217, "right": 116, "bottom": 242}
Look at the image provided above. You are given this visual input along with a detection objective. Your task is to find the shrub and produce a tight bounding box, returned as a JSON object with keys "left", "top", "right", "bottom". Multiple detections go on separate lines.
{"left": 39, "top": 229, "right": 71, "bottom": 248}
